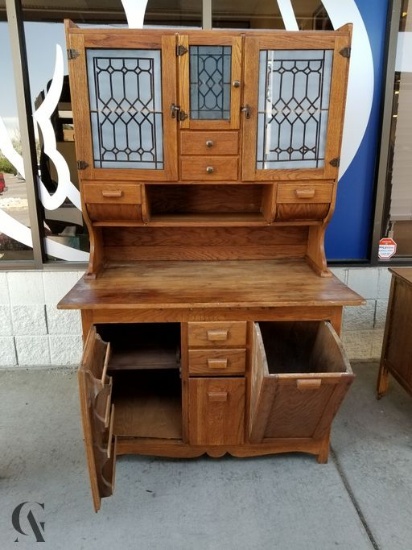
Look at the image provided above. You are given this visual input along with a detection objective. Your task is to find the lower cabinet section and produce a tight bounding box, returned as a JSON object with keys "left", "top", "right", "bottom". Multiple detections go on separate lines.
{"left": 78, "top": 319, "right": 353, "bottom": 510}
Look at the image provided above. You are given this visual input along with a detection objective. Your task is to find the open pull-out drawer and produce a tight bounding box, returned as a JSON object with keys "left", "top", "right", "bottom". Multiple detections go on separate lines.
{"left": 249, "top": 321, "right": 354, "bottom": 445}
{"left": 78, "top": 326, "right": 116, "bottom": 513}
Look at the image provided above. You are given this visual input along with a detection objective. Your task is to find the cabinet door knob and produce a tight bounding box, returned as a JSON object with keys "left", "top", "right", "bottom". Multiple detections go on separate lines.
{"left": 206, "top": 166, "right": 214, "bottom": 174}
{"left": 232, "top": 80, "right": 241, "bottom": 88}
{"left": 205, "top": 140, "right": 214, "bottom": 148}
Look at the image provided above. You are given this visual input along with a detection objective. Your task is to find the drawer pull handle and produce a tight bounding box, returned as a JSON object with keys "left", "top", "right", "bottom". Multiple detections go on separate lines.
{"left": 207, "top": 391, "right": 228, "bottom": 402}
{"left": 101, "top": 190, "right": 123, "bottom": 199}
{"left": 206, "top": 166, "right": 214, "bottom": 174}
{"left": 295, "top": 189, "right": 315, "bottom": 199}
{"left": 297, "top": 379, "right": 322, "bottom": 391}
{"left": 207, "top": 329, "right": 229, "bottom": 341}
{"left": 206, "top": 140, "right": 214, "bottom": 148}
{"left": 207, "top": 358, "right": 228, "bottom": 370}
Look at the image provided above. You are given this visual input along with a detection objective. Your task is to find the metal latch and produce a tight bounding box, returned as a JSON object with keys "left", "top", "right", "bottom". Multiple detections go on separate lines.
{"left": 67, "top": 48, "right": 80, "bottom": 60}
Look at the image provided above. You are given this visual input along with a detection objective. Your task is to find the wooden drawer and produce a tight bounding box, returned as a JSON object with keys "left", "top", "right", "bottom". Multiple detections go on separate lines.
{"left": 83, "top": 182, "right": 147, "bottom": 222}
{"left": 276, "top": 183, "right": 333, "bottom": 221}
{"left": 180, "top": 131, "right": 239, "bottom": 155}
{"left": 249, "top": 321, "right": 353, "bottom": 444}
{"left": 83, "top": 182, "right": 143, "bottom": 204}
{"left": 277, "top": 183, "right": 333, "bottom": 203}
{"left": 188, "top": 321, "right": 247, "bottom": 348}
{"left": 180, "top": 157, "right": 238, "bottom": 181}
{"left": 188, "top": 377, "right": 245, "bottom": 445}
{"left": 188, "top": 349, "right": 246, "bottom": 376}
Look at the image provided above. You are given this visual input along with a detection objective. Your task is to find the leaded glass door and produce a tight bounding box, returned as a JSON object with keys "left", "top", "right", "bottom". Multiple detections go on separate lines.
{"left": 67, "top": 29, "right": 178, "bottom": 181}
{"left": 241, "top": 28, "right": 352, "bottom": 181}
{"left": 178, "top": 34, "right": 242, "bottom": 130}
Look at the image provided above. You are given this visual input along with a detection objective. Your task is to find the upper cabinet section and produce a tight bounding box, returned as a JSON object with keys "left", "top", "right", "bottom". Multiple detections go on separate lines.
{"left": 66, "top": 23, "right": 351, "bottom": 184}
{"left": 241, "top": 29, "right": 352, "bottom": 181}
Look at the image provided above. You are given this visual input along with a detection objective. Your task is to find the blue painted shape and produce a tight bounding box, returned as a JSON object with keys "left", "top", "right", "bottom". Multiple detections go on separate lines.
{"left": 325, "top": 0, "right": 389, "bottom": 260}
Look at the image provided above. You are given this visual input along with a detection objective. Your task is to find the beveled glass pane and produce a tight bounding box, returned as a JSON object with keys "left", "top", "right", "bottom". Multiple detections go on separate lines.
{"left": 256, "top": 49, "right": 333, "bottom": 170}
{"left": 87, "top": 49, "right": 164, "bottom": 169}
{"left": 189, "top": 46, "right": 231, "bottom": 120}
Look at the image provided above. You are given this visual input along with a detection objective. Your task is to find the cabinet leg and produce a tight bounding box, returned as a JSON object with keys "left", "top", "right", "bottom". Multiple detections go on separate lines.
{"left": 377, "top": 362, "right": 389, "bottom": 399}
{"left": 316, "top": 435, "right": 330, "bottom": 464}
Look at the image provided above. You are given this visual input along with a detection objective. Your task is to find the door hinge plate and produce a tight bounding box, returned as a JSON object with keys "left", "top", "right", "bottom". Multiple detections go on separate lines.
{"left": 339, "top": 47, "right": 351, "bottom": 58}
{"left": 330, "top": 157, "right": 340, "bottom": 168}
{"left": 176, "top": 45, "right": 188, "bottom": 57}
{"left": 67, "top": 48, "right": 80, "bottom": 60}
{"left": 77, "top": 160, "right": 89, "bottom": 170}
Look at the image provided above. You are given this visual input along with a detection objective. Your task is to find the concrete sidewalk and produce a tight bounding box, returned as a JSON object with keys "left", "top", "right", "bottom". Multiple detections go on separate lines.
{"left": 1, "top": 363, "right": 411, "bottom": 549}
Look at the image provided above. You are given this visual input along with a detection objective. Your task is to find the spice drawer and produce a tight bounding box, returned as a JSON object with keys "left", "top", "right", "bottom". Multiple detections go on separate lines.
{"left": 188, "top": 321, "right": 247, "bottom": 348}
{"left": 83, "top": 182, "right": 148, "bottom": 223}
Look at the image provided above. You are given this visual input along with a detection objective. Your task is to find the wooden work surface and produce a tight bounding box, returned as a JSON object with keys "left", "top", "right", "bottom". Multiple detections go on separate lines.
{"left": 58, "top": 259, "right": 364, "bottom": 310}
{"left": 389, "top": 267, "right": 412, "bottom": 284}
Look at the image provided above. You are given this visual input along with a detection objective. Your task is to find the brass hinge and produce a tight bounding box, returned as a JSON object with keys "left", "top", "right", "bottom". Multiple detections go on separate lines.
{"left": 77, "top": 160, "right": 89, "bottom": 170}
{"left": 339, "top": 46, "right": 351, "bottom": 58}
{"left": 330, "top": 157, "right": 340, "bottom": 168}
{"left": 67, "top": 48, "right": 80, "bottom": 60}
{"left": 176, "top": 44, "right": 188, "bottom": 56}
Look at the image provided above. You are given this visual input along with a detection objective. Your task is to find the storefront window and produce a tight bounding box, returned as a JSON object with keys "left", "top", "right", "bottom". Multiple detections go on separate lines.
{"left": 0, "top": 20, "right": 33, "bottom": 261}
{"left": 381, "top": 0, "right": 412, "bottom": 257}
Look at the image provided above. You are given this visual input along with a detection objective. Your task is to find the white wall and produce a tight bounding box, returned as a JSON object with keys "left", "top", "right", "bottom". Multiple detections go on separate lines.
{"left": 0, "top": 266, "right": 391, "bottom": 368}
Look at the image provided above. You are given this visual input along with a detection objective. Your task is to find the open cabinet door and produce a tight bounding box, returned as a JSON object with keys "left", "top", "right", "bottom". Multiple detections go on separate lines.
{"left": 78, "top": 326, "right": 117, "bottom": 512}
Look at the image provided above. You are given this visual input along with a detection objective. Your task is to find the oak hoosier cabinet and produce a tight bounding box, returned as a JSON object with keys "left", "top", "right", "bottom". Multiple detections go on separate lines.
{"left": 58, "top": 21, "right": 364, "bottom": 511}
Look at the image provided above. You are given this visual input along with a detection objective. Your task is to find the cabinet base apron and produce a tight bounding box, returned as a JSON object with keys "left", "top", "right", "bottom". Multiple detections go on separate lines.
{"left": 115, "top": 435, "right": 331, "bottom": 464}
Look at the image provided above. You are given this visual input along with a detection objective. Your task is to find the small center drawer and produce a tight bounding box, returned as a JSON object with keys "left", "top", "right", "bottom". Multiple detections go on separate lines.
{"left": 180, "top": 131, "right": 239, "bottom": 155}
{"left": 188, "top": 321, "right": 247, "bottom": 348}
{"left": 180, "top": 157, "right": 239, "bottom": 181}
{"left": 189, "top": 349, "right": 246, "bottom": 376}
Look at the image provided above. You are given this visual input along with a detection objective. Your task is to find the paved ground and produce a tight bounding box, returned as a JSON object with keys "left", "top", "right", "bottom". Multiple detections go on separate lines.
{"left": 0, "top": 362, "right": 411, "bottom": 549}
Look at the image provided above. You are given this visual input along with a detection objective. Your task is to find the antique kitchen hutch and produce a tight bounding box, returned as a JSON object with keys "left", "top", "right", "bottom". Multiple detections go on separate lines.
{"left": 58, "top": 20, "right": 364, "bottom": 511}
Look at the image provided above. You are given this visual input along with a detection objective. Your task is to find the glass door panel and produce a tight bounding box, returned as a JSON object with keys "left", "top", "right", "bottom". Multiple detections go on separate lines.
{"left": 256, "top": 49, "right": 333, "bottom": 170}
{"left": 189, "top": 45, "right": 232, "bottom": 121}
{"left": 87, "top": 49, "right": 164, "bottom": 171}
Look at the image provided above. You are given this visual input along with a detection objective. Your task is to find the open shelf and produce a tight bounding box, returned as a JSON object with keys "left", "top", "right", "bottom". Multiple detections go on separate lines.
{"left": 97, "top": 323, "right": 181, "bottom": 371}
{"left": 112, "top": 369, "right": 182, "bottom": 439}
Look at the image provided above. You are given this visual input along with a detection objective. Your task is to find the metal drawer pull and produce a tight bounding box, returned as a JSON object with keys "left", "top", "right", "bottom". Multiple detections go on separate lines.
{"left": 207, "top": 391, "right": 228, "bottom": 402}
{"left": 232, "top": 80, "right": 241, "bottom": 88}
{"left": 207, "top": 329, "right": 229, "bottom": 341}
{"left": 295, "top": 189, "right": 315, "bottom": 199}
{"left": 297, "top": 379, "right": 322, "bottom": 391}
{"left": 206, "top": 140, "right": 214, "bottom": 148}
{"left": 207, "top": 358, "right": 228, "bottom": 370}
{"left": 101, "top": 190, "right": 123, "bottom": 199}
{"left": 206, "top": 166, "right": 214, "bottom": 174}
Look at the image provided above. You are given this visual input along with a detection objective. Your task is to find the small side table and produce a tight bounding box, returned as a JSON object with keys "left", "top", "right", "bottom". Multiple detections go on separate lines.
{"left": 377, "top": 268, "right": 412, "bottom": 399}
